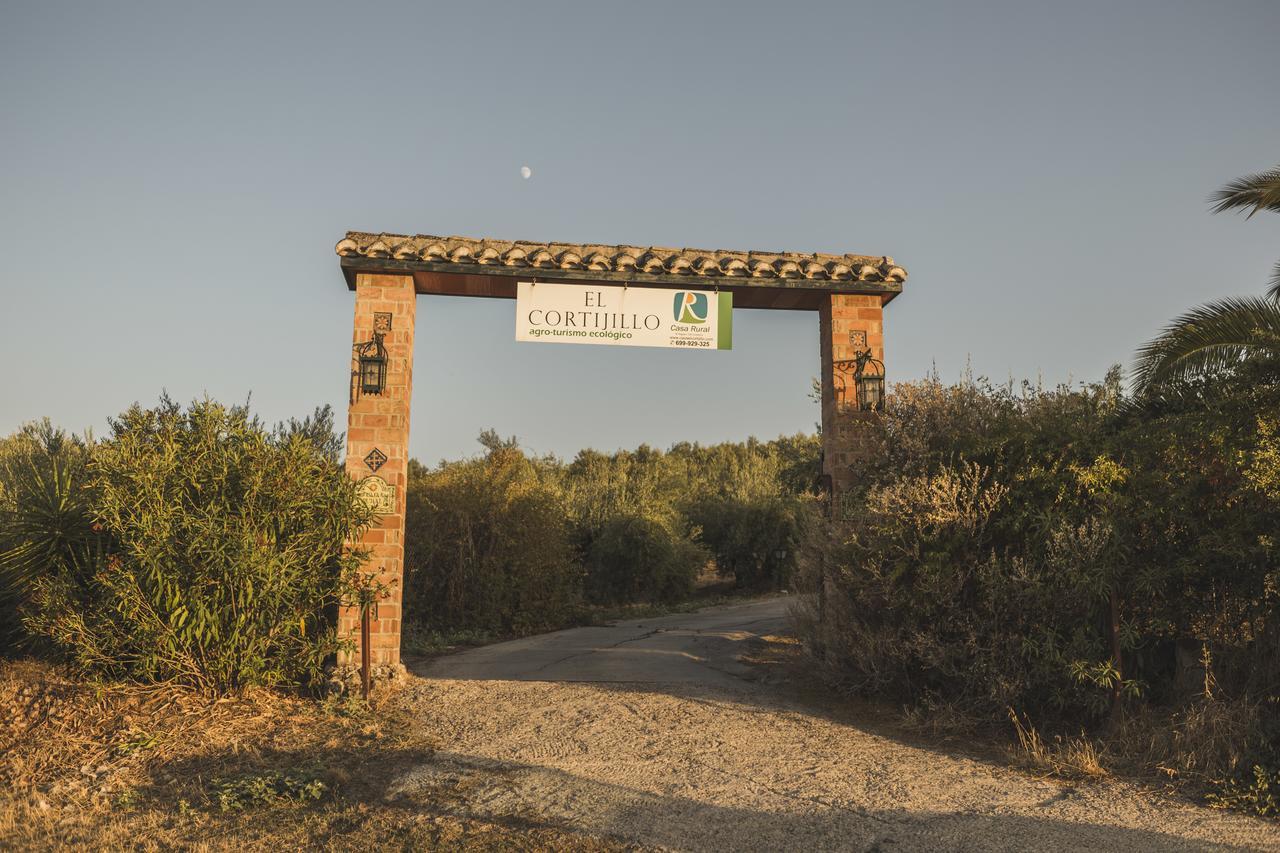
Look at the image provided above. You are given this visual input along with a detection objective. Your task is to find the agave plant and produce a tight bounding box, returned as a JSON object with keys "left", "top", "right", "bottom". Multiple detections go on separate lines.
{"left": 0, "top": 422, "right": 100, "bottom": 648}
{"left": 1133, "top": 166, "right": 1280, "bottom": 391}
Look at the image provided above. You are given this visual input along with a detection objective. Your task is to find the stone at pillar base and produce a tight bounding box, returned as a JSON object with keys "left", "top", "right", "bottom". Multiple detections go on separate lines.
{"left": 324, "top": 661, "right": 409, "bottom": 698}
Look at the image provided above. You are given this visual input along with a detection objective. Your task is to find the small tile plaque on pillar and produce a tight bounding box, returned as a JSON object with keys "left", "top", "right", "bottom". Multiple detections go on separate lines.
{"left": 357, "top": 475, "right": 395, "bottom": 515}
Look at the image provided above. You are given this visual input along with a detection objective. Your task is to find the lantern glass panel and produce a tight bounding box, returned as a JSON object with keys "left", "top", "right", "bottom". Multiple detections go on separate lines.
{"left": 856, "top": 376, "right": 884, "bottom": 412}
{"left": 360, "top": 356, "right": 386, "bottom": 395}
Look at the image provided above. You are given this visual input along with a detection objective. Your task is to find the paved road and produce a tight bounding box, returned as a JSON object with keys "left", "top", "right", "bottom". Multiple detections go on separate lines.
{"left": 402, "top": 596, "right": 1279, "bottom": 852}
{"left": 421, "top": 596, "right": 789, "bottom": 686}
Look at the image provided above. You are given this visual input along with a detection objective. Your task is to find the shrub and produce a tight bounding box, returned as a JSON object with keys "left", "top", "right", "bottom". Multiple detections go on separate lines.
{"left": 0, "top": 422, "right": 97, "bottom": 654}
{"left": 800, "top": 368, "right": 1280, "bottom": 743}
{"left": 1208, "top": 764, "right": 1280, "bottom": 818}
{"left": 403, "top": 447, "right": 581, "bottom": 634}
{"left": 560, "top": 435, "right": 819, "bottom": 529}
{"left": 584, "top": 513, "right": 706, "bottom": 605}
{"left": 400, "top": 432, "right": 817, "bottom": 633}
{"left": 20, "top": 398, "right": 371, "bottom": 692}
{"left": 688, "top": 496, "right": 804, "bottom": 591}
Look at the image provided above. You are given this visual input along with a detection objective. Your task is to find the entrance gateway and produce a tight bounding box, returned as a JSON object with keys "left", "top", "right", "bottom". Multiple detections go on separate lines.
{"left": 335, "top": 231, "right": 907, "bottom": 669}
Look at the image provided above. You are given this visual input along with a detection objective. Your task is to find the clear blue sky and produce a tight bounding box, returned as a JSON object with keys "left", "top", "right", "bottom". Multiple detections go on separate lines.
{"left": 3, "top": 1, "right": 1277, "bottom": 462}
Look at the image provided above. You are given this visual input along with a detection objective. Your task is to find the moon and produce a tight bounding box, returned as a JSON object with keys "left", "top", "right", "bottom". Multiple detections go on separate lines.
{"left": 520, "top": 165, "right": 532, "bottom": 180}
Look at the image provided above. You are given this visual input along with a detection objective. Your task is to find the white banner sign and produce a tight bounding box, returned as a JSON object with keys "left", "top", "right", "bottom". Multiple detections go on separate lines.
{"left": 515, "top": 282, "right": 732, "bottom": 350}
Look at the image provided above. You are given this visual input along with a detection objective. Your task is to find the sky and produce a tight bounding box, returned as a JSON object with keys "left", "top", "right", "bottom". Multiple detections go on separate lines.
{"left": 2, "top": 1, "right": 1278, "bottom": 463}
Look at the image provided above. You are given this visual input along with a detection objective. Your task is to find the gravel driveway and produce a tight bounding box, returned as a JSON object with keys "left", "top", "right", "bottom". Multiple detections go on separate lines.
{"left": 398, "top": 597, "right": 1279, "bottom": 852}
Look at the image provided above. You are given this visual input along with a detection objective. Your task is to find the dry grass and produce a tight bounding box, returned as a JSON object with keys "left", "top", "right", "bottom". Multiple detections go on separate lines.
{"left": 0, "top": 659, "right": 631, "bottom": 851}
{"left": 1006, "top": 699, "right": 1272, "bottom": 794}
{"left": 1007, "top": 709, "right": 1107, "bottom": 779}
{"left": 1108, "top": 699, "right": 1269, "bottom": 784}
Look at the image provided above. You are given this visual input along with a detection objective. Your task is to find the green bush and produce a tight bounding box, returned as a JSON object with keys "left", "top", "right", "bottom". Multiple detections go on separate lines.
{"left": 401, "top": 433, "right": 816, "bottom": 632}
{"left": 688, "top": 496, "right": 804, "bottom": 591}
{"left": 801, "top": 458, "right": 1120, "bottom": 719}
{"left": 403, "top": 447, "right": 581, "bottom": 634}
{"left": 800, "top": 368, "right": 1280, "bottom": 739}
{"left": 584, "top": 513, "right": 706, "bottom": 605}
{"left": 18, "top": 398, "right": 371, "bottom": 692}
{"left": 560, "top": 435, "right": 819, "bottom": 531}
{"left": 1209, "top": 764, "right": 1280, "bottom": 818}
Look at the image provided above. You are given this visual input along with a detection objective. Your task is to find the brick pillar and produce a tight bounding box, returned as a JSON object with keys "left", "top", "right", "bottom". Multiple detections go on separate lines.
{"left": 341, "top": 273, "right": 415, "bottom": 668}
{"left": 819, "top": 293, "right": 884, "bottom": 514}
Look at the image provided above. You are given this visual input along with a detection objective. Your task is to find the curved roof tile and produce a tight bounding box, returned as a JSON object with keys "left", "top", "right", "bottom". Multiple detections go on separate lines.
{"left": 336, "top": 232, "right": 907, "bottom": 284}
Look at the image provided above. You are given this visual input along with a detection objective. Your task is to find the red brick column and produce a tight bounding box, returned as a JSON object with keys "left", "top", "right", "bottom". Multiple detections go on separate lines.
{"left": 814, "top": 293, "right": 886, "bottom": 657}
{"left": 341, "top": 273, "right": 415, "bottom": 669}
{"left": 819, "top": 293, "right": 885, "bottom": 511}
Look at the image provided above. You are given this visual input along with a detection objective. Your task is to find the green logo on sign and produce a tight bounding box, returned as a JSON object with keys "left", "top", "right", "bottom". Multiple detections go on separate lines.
{"left": 673, "top": 292, "right": 709, "bottom": 324}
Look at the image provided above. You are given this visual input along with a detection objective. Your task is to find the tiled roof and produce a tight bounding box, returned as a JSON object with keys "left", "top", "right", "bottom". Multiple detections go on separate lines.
{"left": 335, "top": 232, "right": 906, "bottom": 283}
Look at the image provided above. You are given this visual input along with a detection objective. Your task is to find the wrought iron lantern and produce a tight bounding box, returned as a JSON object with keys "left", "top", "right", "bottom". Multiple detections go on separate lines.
{"left": 351, "top": 331, "right": 388, "bottom": 402}
{"left": 853, "top": 348, "right": 886, "bottom": 413}
{"left": 832, "top": 343, "right": 885, "bottom": 413}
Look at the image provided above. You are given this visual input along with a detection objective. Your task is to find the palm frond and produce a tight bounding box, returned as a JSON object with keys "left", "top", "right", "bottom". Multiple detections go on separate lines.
{"left": 1266, "top": 259, "right": 1280, "bottom": 303}
{"left": 1210, "top": 166, "right": 1280, "bottom": 218}
{"left": 1132, "top": 296, "right": 1280, "bottom": 391}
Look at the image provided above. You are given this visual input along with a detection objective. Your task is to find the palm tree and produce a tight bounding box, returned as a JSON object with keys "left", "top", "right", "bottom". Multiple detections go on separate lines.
{"left": 1133, "top": 166, "right": 1280, "bottom": 391}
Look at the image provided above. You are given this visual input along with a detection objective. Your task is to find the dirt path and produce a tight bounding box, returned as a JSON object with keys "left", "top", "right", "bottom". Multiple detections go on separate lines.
{"left": 399, "top": 597, "right": 1279, "bottom": 852}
